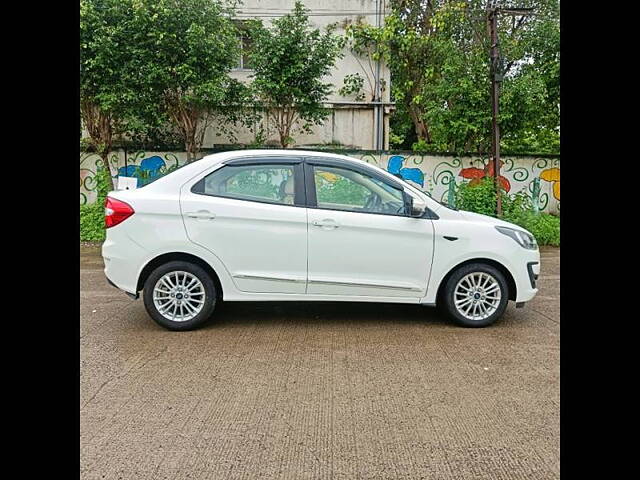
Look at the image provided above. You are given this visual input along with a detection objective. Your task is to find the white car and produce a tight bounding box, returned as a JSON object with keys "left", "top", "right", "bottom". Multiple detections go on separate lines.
{"left": 102, "top": 150, "right": 539, "bottom": 330}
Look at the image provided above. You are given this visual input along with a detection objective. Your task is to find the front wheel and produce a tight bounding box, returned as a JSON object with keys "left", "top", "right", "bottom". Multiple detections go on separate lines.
{"left": 442, "top": 263, "right": 509, "bottom": 327}
{"left": 143, "top": 261, "right": 216, "bottom": 331}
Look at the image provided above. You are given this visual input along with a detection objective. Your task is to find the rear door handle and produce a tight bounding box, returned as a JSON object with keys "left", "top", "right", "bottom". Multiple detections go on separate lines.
{"left": 186, "top": 210, "right": 216, "bottom": 220}
{"left": 312, "top": 219, "right": 339, "bottom": 229}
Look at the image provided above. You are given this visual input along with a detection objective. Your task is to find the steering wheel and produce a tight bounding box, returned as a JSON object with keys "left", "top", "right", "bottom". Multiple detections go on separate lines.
{"left": 364, "top": 193, "right": 382, "bottom": 211}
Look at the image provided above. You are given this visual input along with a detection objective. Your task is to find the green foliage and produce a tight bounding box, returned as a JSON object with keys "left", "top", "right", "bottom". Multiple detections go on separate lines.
{"left": 455, "top": 177, "right": 560, "bottom": 245}
{"left": 412, "top": 139, "right": 430, "bottom": 153}
{"left": 316, "top": 177, "right": 368, "bottom": 206}
{"left": 79, "top": 164, "right": 111, "bottom": 242}
{"left": 455, "top": 177, "right": 500, "bottom": 217}
{"left": 81, "top": 0, "right": 252, "bottom": 160}
{"left": 80, "top": 202, "right": 106, "bottom": 242}
{"left": 339, "top": 73, "right": 366, "bottom": 101}
{"left": 380, "top": 0, "right": 559, "bottom": 154}
{"left": 249, "top": 1, "right": 344, "bottom": 147}
{"left": 226, "top": 169, "right": 284, "bottom": 200}
{"left": 503, "top": 210, "right": 560, "bottom": 246}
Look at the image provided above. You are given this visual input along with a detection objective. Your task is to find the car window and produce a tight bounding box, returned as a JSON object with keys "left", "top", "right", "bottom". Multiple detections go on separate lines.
{"left": 313, "top": 165, "right": 407, "bottom": 215}
{"left": 200, "top": 164, "right": 296, "bottom": 205}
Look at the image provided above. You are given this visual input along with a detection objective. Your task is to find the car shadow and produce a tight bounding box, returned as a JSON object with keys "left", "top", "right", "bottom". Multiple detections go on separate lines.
{"left": 198, "top": 301, "right": 452, "bottom": 330}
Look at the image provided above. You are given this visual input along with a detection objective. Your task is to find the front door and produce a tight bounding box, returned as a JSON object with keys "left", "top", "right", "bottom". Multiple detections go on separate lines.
{"left": 181, "top": 157, "right": 308, "bottom": 294}
{"left": 305, "top": 159, "right": 434, "bottom": 298}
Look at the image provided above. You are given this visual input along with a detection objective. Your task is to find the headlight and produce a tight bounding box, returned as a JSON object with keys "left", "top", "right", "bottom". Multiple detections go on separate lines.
{"left": 495, "top": 226, "right": 537, "bottom": 250}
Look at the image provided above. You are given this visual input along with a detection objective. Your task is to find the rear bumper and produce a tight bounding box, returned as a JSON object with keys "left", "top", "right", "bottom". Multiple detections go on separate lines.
{"left": 106, "top": 276, "right": 139, "bottom": 299}
{"left": 102, "top": 231, "right": 147, "bottom": 295}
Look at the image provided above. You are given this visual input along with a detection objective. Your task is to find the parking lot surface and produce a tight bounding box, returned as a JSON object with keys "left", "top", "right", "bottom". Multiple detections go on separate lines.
{"left": 81, "top": 245, "right": 559, "bottom": 479}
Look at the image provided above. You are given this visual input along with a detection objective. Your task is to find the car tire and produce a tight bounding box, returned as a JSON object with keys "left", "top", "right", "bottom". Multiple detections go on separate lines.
{"left": 442, "top": 263, "right": 509, "bottom": 328}
{"left": 143, "top": 261, "right": 216, "bottom": 331}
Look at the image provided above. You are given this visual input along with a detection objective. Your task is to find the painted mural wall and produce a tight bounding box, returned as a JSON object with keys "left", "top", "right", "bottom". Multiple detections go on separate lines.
{"left": 80, "top": 150, "right": 560, "bottom": 214}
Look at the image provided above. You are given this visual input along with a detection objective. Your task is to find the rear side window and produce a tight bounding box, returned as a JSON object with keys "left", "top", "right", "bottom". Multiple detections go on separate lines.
{"left": 193, "top": 164, "right": 296, "bottom": 205}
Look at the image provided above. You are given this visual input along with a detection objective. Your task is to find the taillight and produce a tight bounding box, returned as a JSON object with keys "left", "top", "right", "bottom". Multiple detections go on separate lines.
{"left": 104, "top": 196, "right": 135, "bottom": 228}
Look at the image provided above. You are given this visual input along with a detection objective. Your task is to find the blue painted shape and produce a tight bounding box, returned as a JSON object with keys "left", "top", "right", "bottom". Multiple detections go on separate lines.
{"left": 386, "top": 155, "right": 424, "bottom": 187}
{"left": 139, "top": 156, "right": 166, "bottom": 176}
{"left": 399, "top": 167, "right": 424, "bottom": 187}
{"left": 387, "top": 155, "right": 404, "bottom": 174}
{"left": 117, "top": 165, "right": 138, "bottom": 177}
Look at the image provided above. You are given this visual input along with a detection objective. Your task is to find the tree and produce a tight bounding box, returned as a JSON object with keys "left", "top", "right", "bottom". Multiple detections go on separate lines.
{"left": 380, "top": 0, "right": 559, "bottom": 154}
{"left": 80, "top": 0, "right": 140, "bottom": 189}
{"left": 128, "top": 0, "right": 248, "bottom": 162}
{"left": 248, "top": 1, "right": 344, "bottom": 148}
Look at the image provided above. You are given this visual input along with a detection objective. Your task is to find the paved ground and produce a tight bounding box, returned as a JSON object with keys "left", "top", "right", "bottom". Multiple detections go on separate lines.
{"left": 80, "top": 245, "right": 559, "bottom": 480}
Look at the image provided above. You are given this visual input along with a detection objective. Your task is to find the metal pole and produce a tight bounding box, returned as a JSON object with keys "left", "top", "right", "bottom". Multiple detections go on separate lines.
{"left": 489, "top": 7, "right": 502, "bottom": 216}
{"left": 374, "top": 0, "right": 383, "bottom": 151}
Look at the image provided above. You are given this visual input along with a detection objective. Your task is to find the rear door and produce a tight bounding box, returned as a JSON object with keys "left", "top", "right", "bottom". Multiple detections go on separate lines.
{"left": 304, "top": 158, "right": 434, "bottom": 298}
{"left": 180, "top": 156, "right": 308, "bottom": 294}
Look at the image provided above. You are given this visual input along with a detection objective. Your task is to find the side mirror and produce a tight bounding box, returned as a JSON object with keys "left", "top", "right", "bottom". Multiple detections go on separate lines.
{"left": 405, "top": 190, "right": 427, "bottom": 217}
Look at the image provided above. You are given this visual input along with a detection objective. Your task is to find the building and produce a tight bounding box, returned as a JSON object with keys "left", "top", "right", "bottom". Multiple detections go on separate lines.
{"left": 205, "top": 0, "right": 392, "bottom": 150}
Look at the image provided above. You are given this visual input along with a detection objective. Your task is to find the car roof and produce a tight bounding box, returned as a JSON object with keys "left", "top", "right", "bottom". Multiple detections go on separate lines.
{"left": 199, "top": 149, "right": 364, "bottom": 165}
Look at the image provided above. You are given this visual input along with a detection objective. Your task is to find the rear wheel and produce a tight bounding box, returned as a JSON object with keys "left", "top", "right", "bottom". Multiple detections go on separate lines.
{"left": 143, "top": 261, "right": 216, "bottom": 331}
{"left": 442, "top": 263, "right": 509, "bottom": 327}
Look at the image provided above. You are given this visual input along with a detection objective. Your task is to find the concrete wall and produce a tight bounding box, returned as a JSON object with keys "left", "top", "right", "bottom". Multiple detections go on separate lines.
{"left": 80, "top": 150, "right": 560, "bottom": 215}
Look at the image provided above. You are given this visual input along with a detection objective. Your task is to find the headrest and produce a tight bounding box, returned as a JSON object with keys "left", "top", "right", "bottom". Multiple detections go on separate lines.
{"left": 284, "top": 176, "right": 295, "bottom": 196}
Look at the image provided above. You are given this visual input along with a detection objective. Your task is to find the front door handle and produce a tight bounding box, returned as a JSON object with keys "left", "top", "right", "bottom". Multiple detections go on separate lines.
{"left": 186, "top": 210, "right": 216, "bottom": 220}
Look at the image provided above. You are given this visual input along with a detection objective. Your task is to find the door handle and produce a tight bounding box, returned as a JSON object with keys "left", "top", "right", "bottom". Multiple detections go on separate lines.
{"left": 312, "top": 219, "right": 339, "bottom": 229}
{"left": 186, "top": 210, "right": 216, "bottom": 220}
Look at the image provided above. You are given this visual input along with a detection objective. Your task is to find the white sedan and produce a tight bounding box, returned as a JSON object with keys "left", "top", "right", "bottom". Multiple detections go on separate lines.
{"left": 102, "top": 150, "right": 539, "bottom": 330}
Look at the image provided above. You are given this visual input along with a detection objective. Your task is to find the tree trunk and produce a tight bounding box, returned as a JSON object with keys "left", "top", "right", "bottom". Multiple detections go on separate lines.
{"left": 408, "top": 104, "right": 431, "bottom": 143}
{"left": 99, "top": 151, "right": 115, "bottom": 191}
{"left": 273, "top": 108, "right": 291, "bottom": 148}
{"left": 80, "top": 98, "right": 115, "bottom": 191}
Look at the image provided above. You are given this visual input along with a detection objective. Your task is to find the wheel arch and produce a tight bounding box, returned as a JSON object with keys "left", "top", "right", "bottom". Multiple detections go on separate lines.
{"left": 436, "top": 258, "right": 517, "bottom": 303}
{"left": 136, "top": 252, "right": 223, "bottom": 299}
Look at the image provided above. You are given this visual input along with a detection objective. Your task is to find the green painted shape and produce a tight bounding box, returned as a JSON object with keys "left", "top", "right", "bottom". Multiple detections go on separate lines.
{"left": 448, "top": 180, "right": 456, "bottom": 208}
{"left": 532, "top": 177, "right": 540, "bottom": 215}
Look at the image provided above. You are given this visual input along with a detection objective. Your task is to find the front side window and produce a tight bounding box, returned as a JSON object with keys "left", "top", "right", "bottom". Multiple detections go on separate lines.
{"left": 198, "top": 164, "right": 296, "bottom": 205}
{"left": 313, "top": 165, "right": 407, "bottom": 215}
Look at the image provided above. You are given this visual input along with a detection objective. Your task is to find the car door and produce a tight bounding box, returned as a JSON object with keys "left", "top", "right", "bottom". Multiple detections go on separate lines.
{"left": 180, "top": 156, "right": 308, "bottom": 294}
{"left": 304, "top": 158, "right": 434, "bottom": 298}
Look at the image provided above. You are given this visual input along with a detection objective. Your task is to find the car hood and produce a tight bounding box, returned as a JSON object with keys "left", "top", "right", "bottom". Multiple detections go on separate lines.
{"left": 457, "top": 210, "right": 528, "bottom": 232}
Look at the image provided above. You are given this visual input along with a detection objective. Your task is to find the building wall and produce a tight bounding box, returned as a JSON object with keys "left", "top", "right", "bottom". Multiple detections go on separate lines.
{"left": 80, "top": 150, "right": 560, "bottom": 215}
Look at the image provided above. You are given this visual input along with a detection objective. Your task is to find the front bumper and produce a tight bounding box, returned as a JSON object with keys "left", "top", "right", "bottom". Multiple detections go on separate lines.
{"left": 513, "top": 254, "right": 540, "bottom": 303}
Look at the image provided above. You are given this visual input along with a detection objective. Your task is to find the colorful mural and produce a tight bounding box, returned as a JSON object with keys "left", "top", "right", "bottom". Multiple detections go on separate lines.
{"left": 459, "top": 159, "right": 511, "bottom": 193}
{"left": 80, "top": 150, "right": 560, "bottom": 214}
{"left": 387, "top": 155, "right": 425, "bottom": 187}
{"left": 80, "top": 151, "right": 185, "bottom": 205}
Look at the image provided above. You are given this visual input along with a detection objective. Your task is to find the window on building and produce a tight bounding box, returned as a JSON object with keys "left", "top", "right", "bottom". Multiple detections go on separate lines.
{"left": 234, "top": 22, "right": 253, "bottom": 70}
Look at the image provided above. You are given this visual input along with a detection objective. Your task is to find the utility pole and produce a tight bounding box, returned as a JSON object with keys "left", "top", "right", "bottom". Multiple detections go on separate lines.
{"left": 487, "top": 4, "right": 534, "bottom": 216}
{"left": 373, "top": 0, "right": 384, "bottom": 151}
{"left": 488, "top": 6, "right": 502, "bottom": 215}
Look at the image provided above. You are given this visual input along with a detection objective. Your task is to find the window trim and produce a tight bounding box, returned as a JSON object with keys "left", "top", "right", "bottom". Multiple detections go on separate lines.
{"left": 191, "top": 159, "right": 306, "bottom": 207}
{"left": 303, "top": 158, "right": 412, "bottom": 218}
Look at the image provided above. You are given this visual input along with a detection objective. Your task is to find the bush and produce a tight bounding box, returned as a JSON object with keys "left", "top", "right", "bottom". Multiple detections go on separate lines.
{"left": 455, "top": 177, "right": 560, "bottom": 246}
{"left": 80, "top": 202, "right": 106, "bottom": 242}
{"left": 455, "top": 177, "right": 499, "bottom": 217}
{"left": 80, "top": 165, "right": 110, "bottom": 242}
{"left": 502, "top": 210, "right": 560, "bottom": 247}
